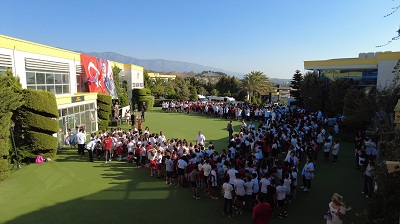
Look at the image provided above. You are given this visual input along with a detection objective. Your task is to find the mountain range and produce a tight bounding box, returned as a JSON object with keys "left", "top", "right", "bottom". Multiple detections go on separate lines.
{"left": 82, "top": 52, "right": 244, "bottom": 77}
{"left": 81, "top": 51, "right": 290, "bottom": 85}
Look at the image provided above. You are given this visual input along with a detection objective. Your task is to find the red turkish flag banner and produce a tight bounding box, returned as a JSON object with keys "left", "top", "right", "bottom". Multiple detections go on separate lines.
{"left": 80, "top": 54, "right": 107, "bottom": 94}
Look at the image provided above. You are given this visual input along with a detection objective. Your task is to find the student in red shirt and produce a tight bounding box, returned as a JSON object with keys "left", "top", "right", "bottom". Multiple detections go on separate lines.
{"left": 103, "top": 135, "right": 113, "bottom": 163}
{"left": 252, "top": 193, "right": 272, "bottom": 224}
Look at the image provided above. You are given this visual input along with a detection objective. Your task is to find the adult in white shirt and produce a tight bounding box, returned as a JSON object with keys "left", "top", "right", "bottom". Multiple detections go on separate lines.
{"left": 196, "top": 131, "right": 206, "bottom": 146}
{"left": 276, "top": 180, "right": 288, "bottom": 217}
{"left": 259, "top": 174, "right": 270, "bottom": 195}
{"left": 76, "top": 128, "right": 86, "bottom": 155}
{"left": 233, "top": 173, "right": 246, "bottom": 214}
{"left": 177, "top": 157, "right": 188, "bottom": 186}
{"left": 85, "top": 133, "right": 97, "bottom": 162}
{"left": 222, "top": 177, "right": 234, "bottom": 217}
{"left": 202, "top": 160, "right": 212, "bottom": 188}
{"left": 227, "top": 166, "right": 238, "bottom": 185}
{"left": 158, "top": 131, "right": 166, "bottom": 145}
{"left": 165, "top": 155, "right": 174, "bottom": 185}
{"left": 332, "top": 140, "right": 340, "bottom": 164}
{"left": 301, "top": 156, "right": 314, "bottom": 192}
{"left": 323, "top": 139, "right": 332, "bottom": 162}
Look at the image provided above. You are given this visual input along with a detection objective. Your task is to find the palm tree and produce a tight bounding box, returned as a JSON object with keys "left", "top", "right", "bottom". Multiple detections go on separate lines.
{"left": 241, "top": 71, "right": 273, "bottom": 100}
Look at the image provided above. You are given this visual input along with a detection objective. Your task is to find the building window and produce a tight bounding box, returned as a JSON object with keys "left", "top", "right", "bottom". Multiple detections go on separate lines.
{"left": 26, "top": 69, "right": 70, "bottom": 94}
{"left": 75, "top": 65, "right": 87, "bottom": 92}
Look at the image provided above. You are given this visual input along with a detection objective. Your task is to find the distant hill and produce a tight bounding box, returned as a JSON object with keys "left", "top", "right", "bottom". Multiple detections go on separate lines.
{"left": 80, "top": 51, "right": 244, "bottom": 77}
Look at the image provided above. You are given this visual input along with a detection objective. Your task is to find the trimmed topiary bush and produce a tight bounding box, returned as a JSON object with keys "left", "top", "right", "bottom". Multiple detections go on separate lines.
{"left": 97, "top": 93, "right": 112, "bottom": 130}
{"left": 138, "top": 95, "right": 154, "bottom": 111}
{"left": 132, "top": 88, "right": 153, "bottom": 111}
{"left": 22, "top": 110, "right": 58, "bottom": 134}
{"left": 0, "top": 70, "right": 23, "bottom": 180}
{"left": 14, "top": 89, "right": 58, "bottom": 162}
{"left": 22, "top": 89, "right": 58, "bottom": 117}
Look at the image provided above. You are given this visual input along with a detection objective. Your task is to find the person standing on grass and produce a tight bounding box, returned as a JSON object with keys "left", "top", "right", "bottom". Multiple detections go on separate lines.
{"left": 76, "top": 128, "right": 86, "bottom": 155}
{"left": 202, "top": 159, "right": 212, "bottom": 192}
{"left": 234, "top": 173, "right": 246, "bottom": 215}
{"left": 266, "top": 180, "right": 277, "bottom": 218}
{"left": 323, "top": 139, "right": 332, "bottom": 162}
{"left": 326, "top": 193, "right": 349, "bottom": 224}
{"left": 209, "top": 165, "right": 218, "bottom": 200}
{"left": 135, "top": 143, "right": 143, "bottom": 167}
{"left": 332, "top": 140, "right": 340, "bottom": 164}
{"left": 223, "top": 176, "right": 234, "bottom": 218}
{"left": 191, "top": 165, "right": 200, "bottom": 199}
{"left": 363, "top": 159, "right": 375, "bottom": 198}
{"left": 252, "top": 193, "right": 272, "bottom": 224}
{"left": 165, "top": 155, "right": 174, "bottom": 185}
{"left": 301, "top": 156, "right": 314, "bottom": 192}
{"left": 276, "top": 180, "right": 288, "bottom": 218}
{"left": 177, "top": 156, "right": 188, "bottom": 186}
{"left": 85, "top": 133, "right": 97, "bottom": 162}
{"left": 155, "top": 150, "right": 163, "bottom": 179}
{"left": 103, "top": 134, "right": 113, "bottom": 163}
{"left": 227, "top": 120, "right": 234, "bottom": 141}
{"left": 196, "top": 131, "right": 206, "bottom": 146}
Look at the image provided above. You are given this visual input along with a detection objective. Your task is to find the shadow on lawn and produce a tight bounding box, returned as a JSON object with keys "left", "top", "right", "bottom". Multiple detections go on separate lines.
{"left": 5, "top": 149, "right": 250, "bottom": 224}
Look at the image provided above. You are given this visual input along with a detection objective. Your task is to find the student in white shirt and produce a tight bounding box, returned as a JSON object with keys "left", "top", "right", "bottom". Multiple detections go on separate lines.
{"left": 276, "top": 180, "right": 288, "bottom": 218}
{"left": 222, "top": 177, "right": 234, "bottom": 218}
{"left": 301, "top": 156, "right": 314, "bottom": 192}
{"left": 332, "top": 140, "right": 340, "bottom": 164}
{"left": 196, "top": 131, "right": 206, "bottom": 146}
{"left": 233, "top": 173, "right": 245, "bottom": 214}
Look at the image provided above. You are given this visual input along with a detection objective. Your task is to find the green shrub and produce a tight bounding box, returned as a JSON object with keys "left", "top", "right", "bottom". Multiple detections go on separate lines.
{"left": 22, "top": 89, "right": 58, "bottom": 117}
{"left": 97, "top": 111, "right": 110, "bottom": 121}
{"left": 133, "top": 88, "right": 151, "bottom": 96}
{"left": 97, "top": 93, "right": 112, "bottom": 105}
{"left": 98, "top": 119, "right": 109, "bottom": 131}
{"left": 138, "top": 96, "right": 154, "bottom": 111}
{"left": 97, "top": 93, "right": 112, "bottom": 129}
{"left": 0, "top": 159, "right": 10, "bottom": 181}
{"left": 22, "top": 110, "right": 58, "bottom": 133}
{"left": 27, "top": 131, "right": 58, "bottom": 159}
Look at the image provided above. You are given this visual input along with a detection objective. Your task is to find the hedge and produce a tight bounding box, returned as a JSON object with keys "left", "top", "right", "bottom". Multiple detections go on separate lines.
{"left": 22, "top": 89, "right": 58, "bottom": 117}
{"left": 0, "top": 159, "right": 9, "bottom": 181}
{"left": 97, "top": 93, "right": 112, "bottom": 130}
{"left": 97, "top": 111, "right": 110, "bottom": 121}
{"left": 133, "top": 88, "right": 151, "bottom": 96}
{"left": 26, "top": 131, "right": 58, "bottom": 159}
{"left": 98, "top": 103, "right": 111, "bottom": 114}
{"left": 98, "top": 119, "right": 109, "bottom": 131}
{"left": 21, "top": 110, "right": 58, "bottom": 133}
{"left": 98, "top": 93, "right": 112, "bottom": 105}
{"left": 138, "top": 96, "right": 154, "bottom": 111}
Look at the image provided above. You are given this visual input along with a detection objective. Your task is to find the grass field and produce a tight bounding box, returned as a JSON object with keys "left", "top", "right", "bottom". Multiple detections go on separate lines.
{"left": 0, "top": 108, "right": 368, "bottom": 224}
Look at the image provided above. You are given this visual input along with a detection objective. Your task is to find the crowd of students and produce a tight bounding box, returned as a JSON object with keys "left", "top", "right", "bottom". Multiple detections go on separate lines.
{"left": 67, "top": 102, "right": 358, "bottom": 222}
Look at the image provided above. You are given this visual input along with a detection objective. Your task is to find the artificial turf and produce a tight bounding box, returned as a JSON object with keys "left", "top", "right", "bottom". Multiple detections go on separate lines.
{"left": 0, "top": 108, "right": 368, "bottom": 224}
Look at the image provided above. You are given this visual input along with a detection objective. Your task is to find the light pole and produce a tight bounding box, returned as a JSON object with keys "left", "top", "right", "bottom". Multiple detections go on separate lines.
{"left": 9, "top": 121, "right": 21, "bottom": 169}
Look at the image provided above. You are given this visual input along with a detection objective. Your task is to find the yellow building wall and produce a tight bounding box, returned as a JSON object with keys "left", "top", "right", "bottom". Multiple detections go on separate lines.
{"left": 304, "top": 52, "right": 400, "bottom": 67}
{"left": 56, "top": 93, "right": 98, "bottom": 106}
{"left": 0, "top": 34, "right": 80, "bottom": 60}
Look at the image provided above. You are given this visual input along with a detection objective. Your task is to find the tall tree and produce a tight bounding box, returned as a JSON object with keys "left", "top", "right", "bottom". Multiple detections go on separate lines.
{"left": 0, "top": 69, "right": 23, "bottom": 180}
{"left": 241, "top": 71, "right": 273, "bottom": 101}
{"left": 215, "top": 75, "right": 241, "bottom": 97}
{"left": 112, "top": 66, "right": 129, "bottom": 107}
{"left": 328, "top": 78, "right": 354, "bottom": 116}
{"left": 290, "top": 70, "right": 303, "bottom": 105}
{"left": 300, "top": 72, "right": 326, "bottom": 111}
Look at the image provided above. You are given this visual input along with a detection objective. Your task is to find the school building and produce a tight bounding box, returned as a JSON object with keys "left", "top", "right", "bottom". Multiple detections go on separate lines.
{"left": 304, "top": 51, "right": 400, "bottom": 89}
{"left": 0, "top": 34, "right": 144, "bottom": 145}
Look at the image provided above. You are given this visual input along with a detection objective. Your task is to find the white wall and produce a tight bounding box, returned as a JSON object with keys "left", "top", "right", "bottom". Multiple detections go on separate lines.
{"left": 0, "top": 47, "right": 79, "bottom": 93}
{"left": 378, "top": 60, "right": 398, "bottom": 89}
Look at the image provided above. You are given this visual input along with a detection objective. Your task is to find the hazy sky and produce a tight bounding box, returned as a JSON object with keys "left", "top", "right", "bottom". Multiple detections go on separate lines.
{"left": 1, "top": 0, "right": 399, "bottom": 79}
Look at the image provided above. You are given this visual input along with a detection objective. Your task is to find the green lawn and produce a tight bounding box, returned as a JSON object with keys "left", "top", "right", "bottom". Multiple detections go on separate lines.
{"left": 0, "top": 108, "right": 368, "bottom": 224}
